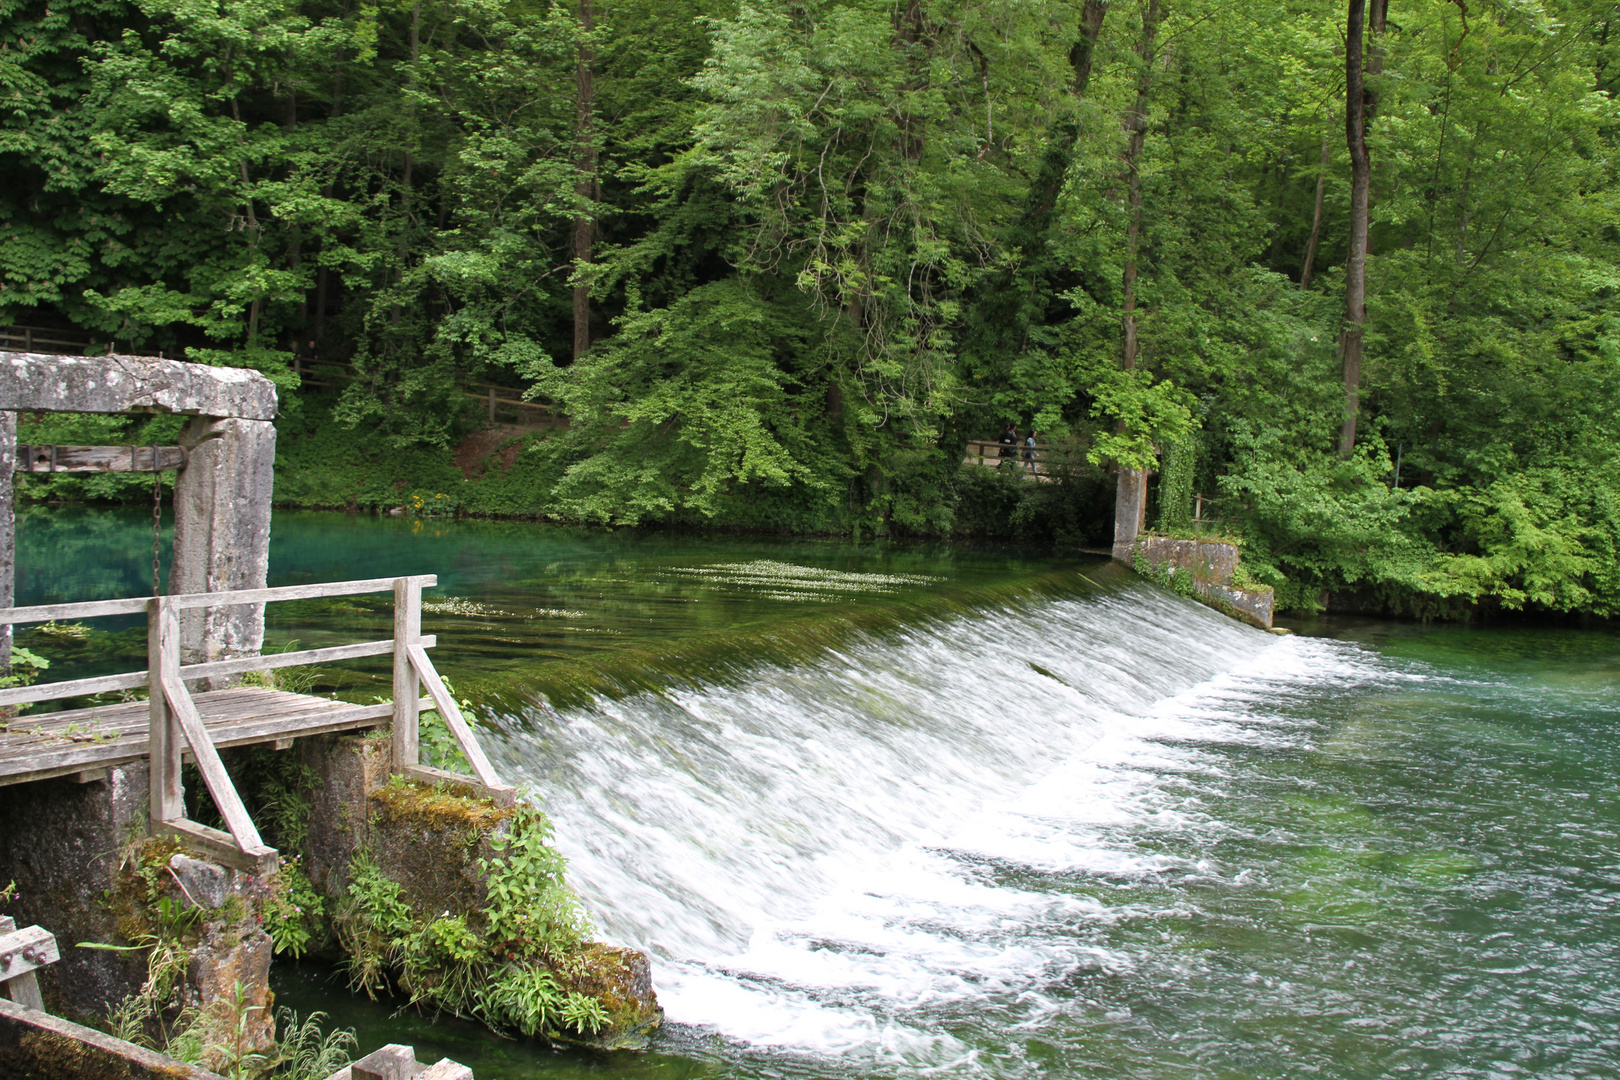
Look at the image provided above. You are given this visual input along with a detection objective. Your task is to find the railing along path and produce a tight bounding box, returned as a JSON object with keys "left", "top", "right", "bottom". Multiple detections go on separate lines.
{"left": 0, "top": 576, "right": 513, "bottom": 875}
{"left": 963, "top": 439, "right": 1051, "bottom": 478}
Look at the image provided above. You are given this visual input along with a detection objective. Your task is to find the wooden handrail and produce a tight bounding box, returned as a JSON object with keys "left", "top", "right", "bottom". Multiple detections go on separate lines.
{"left": 964, "top": 439, "right": 1048, "bottom": 454}
{"left": 167, "top": 575, "right": 435, "bottom": 610}
{"left": 5, "top": 573, "right": 516, "bottom": 871}
{"left": 0, "top": 576, "right": 436, "bottom": 628}
{"left": 0, "top": 597, "right": 153, "bottom": 625}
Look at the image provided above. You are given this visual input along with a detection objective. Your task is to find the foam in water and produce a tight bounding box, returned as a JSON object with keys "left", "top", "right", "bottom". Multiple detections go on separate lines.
{"left": 491, "top": 583, "right": 1370, "bottom": 1070}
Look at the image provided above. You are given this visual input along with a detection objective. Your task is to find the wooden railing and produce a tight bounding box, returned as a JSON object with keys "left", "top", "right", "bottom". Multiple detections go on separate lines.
{"left": 0, "top": 575, "right": 513, "bottom": 875}
{"left": 963, "top": 439, "right": 1049, "bottom": 475}
{"left": 0, "top": 326, "right": 95, "bottom": 355}
{"left": 289, "top": 358, "right": 559, "bottom": 425}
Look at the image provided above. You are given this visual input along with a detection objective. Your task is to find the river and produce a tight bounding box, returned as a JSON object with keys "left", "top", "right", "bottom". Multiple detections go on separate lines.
{"left": 15, "top": 506, "right": 1620, "bottom": 1079}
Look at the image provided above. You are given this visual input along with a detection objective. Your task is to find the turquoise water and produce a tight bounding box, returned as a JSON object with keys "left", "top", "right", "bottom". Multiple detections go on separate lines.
{"left": 15, "top": 508, "right": 1620, "bottom": 1078}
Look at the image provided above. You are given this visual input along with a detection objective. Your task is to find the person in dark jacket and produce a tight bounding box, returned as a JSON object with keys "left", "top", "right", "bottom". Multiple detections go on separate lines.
{"left": 997, "top": 422, "right": 1018, "bottom": 465}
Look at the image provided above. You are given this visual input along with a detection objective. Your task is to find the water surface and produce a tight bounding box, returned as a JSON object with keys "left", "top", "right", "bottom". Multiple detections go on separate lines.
{"left": 16, "top": 507, "right": 1620, "bottom": 1078}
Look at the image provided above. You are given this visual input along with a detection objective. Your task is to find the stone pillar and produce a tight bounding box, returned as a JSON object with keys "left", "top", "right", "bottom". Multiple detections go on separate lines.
{"left": 1, "top": 410, "right": 13, "bottom": 670}
{"left": 1112, "top": 466, "right": 1148, "bottom": 562}
{"left": 0, "top": 765, "right": 152, "bottom": 1020}
{"left": 172, "top": 417, "right": 276, "bottom": 675}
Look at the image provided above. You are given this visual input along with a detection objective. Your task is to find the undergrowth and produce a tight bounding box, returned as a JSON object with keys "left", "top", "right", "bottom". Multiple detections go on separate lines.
{"left": 91, "top": 835, "right": 356, "bottom": 1079}
{"left": 333, "top": 799, "right": 609, "bottom": 1040}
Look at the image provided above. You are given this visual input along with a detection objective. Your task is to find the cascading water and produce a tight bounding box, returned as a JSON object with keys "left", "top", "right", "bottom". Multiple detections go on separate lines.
{"left": 488, "top": 576, "right": 1310, "bottom": 1069}
{"left": 26, "top": 509, "right": 1616, "bottom": 1078}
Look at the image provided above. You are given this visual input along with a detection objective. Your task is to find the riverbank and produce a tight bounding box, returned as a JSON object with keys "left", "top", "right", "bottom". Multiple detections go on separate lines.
{"left": 14, "top": 396, "right": 1620, "bottom": 626}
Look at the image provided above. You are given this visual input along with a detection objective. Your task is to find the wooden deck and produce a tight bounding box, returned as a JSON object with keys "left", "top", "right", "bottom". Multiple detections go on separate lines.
{"left": 0, "top": 574, "right": 515, "bottom": 874}
{"left": 0, "top": 688, "right": 432, "bottom": 788}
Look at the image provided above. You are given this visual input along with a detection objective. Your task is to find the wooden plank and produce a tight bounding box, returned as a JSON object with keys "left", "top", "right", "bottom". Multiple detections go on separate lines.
{"left": 0, "top": 597, "right": 152, "bottom": 625}
{"left": 0, "top": 925, "right": 60, "bottom": 982}
{"left": 407, "top": 643, "right": 510, "bottom": 796}
{"left": 0, "top": 669, "right": 148, "bottom": 709}
{"left": 0, "top": 696, "right": 423, "bottom": 786}
{"left": 159, "top": 673, "right": 267, "bottom": 853}
{"left": 205, "top": 701, "right": 408, "bottom": 749}
{"left": 15, "top": 445, "right": 185, "bottom": 474}
{"left": 177, "top": 636, "right": 434, "bottom": 681}
{"left": 403, "top": 764, "right": 517, "bottom": 808}
{"left": 393, "top": 579, "right": 421, "bottom": 770}
{"left": 4, "top": 969, "right": 42, "bottom": 1011}
{"left": 150, "top": 598, "right": 181, "bottom": 825}
{"left": 0, "top": 921, "right": 53, "bottom": 1012}
{"left": 154, "top": 819, "right": 277, "bottom": 877}
{"left": 168, "top": 575, "right": 436, "bottom": 611}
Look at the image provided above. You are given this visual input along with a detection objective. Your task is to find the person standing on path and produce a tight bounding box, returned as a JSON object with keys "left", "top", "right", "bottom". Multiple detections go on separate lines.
{"left": 998, "top": 422, "right": 1018, "bottom": 466}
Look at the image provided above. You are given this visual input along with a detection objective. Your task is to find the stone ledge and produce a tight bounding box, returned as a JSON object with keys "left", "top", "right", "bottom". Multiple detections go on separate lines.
{"left": 1132, "top": 535, "right": 1275, "bottom": 629}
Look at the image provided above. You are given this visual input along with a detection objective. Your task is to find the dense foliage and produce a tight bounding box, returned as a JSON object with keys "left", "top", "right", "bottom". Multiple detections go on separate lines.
{"left": 4, "top": 0, "right": 1618, "bottom": 616}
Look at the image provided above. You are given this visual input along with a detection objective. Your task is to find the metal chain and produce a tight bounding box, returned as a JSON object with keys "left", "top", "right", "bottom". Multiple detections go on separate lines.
{"left": 151, "top": 447, "right": 162, "bottom": 597}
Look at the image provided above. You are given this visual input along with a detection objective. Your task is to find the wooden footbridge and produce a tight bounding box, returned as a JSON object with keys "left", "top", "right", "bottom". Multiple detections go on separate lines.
{"left": 0, "top": 576, "right": 514, "bottom": 876}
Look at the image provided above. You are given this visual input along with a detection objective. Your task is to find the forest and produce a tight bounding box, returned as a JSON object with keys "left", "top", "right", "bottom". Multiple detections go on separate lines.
{"left": 2, "top": 0, "right": 1618, "bottom": 618}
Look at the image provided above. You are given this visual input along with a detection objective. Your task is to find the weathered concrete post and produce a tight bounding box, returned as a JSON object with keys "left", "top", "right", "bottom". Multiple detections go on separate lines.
{"left": 0, "top": 353, "right": 278, "bottom": 676}
{"left": 1112, "top": 466, "right": 1149, "bottom": 562}
{"left": 173, "top": 416, "right": 276, "bottom": 675}
{"left": 0, "top": 410, "right": 12, "bottom": 670}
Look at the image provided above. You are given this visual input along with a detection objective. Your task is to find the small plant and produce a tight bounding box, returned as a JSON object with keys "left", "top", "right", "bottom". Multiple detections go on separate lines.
{"left": 201, "top": 980, "right": 270, "bottom": 1079}
{"left": 268, "top": 1008, "right": 358, "bottom": 1080}
{"left": 263, "top": 858, "right": 326, "bottom": 958}
{"left": 1144, "top": 561, "right": 1199, "bottom": 598}
{"left": 419, "top": 678, "right": 479, "bottom": 773}
{"left": 1, "top": 879, "right": 15, "bottom": 904}
{"left": 480, "top": 804, "right": 593, "bottom": 962}
{"left": 0, "top": 646, "right": 50, "bottom": 715}
{"left": 334, "top": 851, "right": 413, "bottom": 998}
{"left": 402, "top": 914, "right": 484, "bottom": 1014}
{"left": 561, "top": 991, "right": 610, "bottom": 1035}
{"left": 479, "top": 964, "right": 564, "bottom": 1037}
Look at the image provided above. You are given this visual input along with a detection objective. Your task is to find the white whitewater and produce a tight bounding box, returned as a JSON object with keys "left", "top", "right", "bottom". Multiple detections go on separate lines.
{"left": 489, "top": 578, "right": 1357, "bottom": 1070}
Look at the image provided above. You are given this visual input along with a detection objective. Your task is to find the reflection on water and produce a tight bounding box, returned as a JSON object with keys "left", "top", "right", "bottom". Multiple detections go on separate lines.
{"left": 19, "top": 507, "right": 1620, "bottom": 1078}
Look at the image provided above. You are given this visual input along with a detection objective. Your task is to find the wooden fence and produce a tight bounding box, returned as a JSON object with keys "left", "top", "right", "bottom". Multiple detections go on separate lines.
{"left": 963, "top": 439, "right": 1050, "bottom": 477}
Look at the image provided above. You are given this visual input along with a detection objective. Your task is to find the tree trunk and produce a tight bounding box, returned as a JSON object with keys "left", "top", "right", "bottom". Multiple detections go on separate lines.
{"left": 1339, "top": 0, "right": 1386, "bottom": 456}
{"left": 1300, "top": 131, "right": 1330, "bottom": 289}
{"left": 1120, "top": 0, "right": 1158, "bottom": 374}
{"left": 393, "top": 0, "right": 421, "bottom": 330}
{"left": 316, "top": 71, "right": 342, "bottom": 344}
{"left": 1113, "top": 0, "right": 1160, "bottom": 562}
{"left": 1021, "top": 1, "right": 1109, "bottom": 239}
{"left": 572, "top": 0, "right": 596, "bottom": 364}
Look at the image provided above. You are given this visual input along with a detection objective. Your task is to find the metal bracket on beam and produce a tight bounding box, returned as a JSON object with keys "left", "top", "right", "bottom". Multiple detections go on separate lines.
{"left": 0, "top": 915, "right": 60, "bottom": 1012}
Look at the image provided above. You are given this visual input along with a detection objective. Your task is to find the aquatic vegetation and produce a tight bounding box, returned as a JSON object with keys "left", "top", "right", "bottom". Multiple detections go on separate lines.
{"left": 668, "top": 560, "right": 941, "bottom": 598}
{"left": 424, "top": 597, "right": 586, "bottom": 619}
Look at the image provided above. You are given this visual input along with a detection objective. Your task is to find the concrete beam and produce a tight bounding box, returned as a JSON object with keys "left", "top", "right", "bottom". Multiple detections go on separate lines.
{"left": 0, "top": 354, "right": 276, "bottom": 421}
{"left": 173, "top": 417, "right": 276, "bottom": 676}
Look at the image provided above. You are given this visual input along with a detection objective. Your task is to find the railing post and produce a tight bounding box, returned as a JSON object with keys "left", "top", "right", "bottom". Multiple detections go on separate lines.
{"left": 392, "top": 577, "right": 422, "bottom": 771}
{"left": 148, "top": 597, "right": 182, "bottom": 826}
{"left": 487, "top": 387, "right": 496, "bottom": 423}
